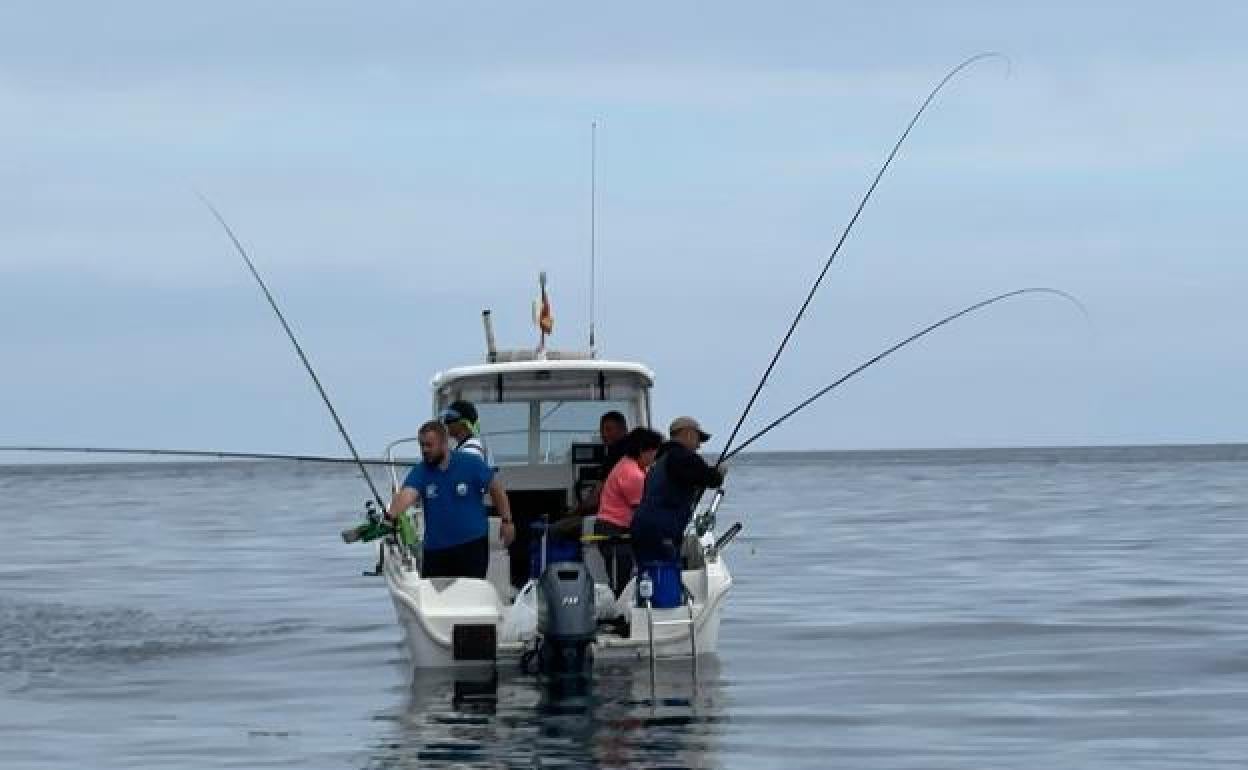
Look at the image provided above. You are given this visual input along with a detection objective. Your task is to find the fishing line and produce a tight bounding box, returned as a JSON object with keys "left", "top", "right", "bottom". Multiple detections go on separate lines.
{"left": 720, "top": 287, "right": 1089, "bottom": 461}
{"left": 0, "top": 445, "right": 411, "bottom": 466}
{"left": 197, "top": 193, "right": 389, "bottom": 508}
{"left": 719, "top": 52, "right": 1009, "bottom": 460}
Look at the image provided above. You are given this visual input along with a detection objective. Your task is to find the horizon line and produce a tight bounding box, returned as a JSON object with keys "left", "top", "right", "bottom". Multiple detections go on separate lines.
{"left": 2, "top": 439, "right": 1247, "bottom": 468}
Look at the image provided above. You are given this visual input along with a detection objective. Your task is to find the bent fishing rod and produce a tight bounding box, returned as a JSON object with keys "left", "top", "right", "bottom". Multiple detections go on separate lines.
{"left": 197, "top": 194, "right": 389, "bottom": 510}
{"left": 0, "top": 445, "right": 410, "bottom": 466}
{"left": 720, "top": 287, "right": 1090, "bottom": 462}
{"left": 718, "top": 52, "right": 1008, "bottom": 461}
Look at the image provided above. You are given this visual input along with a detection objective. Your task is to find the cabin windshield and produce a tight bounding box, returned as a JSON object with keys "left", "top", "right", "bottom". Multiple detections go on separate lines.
{"left": 434, "top": 365, "right": 651, "bottom": 467}
{"left": 473, "top": 399, "right": 637, "bottom": 466}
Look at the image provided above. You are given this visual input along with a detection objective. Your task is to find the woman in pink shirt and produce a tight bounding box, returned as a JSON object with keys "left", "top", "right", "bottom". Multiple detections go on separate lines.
{"left": 594, "top": 427, "right": 663, "bottom": 596}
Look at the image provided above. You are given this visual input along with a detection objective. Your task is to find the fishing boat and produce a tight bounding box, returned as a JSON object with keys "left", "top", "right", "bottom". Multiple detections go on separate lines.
{"left": 369, "top": 302, "right": 739, "bottom": 670}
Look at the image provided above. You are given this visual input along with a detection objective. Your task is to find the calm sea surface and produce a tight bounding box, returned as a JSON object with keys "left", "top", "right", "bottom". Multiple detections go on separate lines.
{"left": 1, "top": 445, "right": 1246, "bottom": 769}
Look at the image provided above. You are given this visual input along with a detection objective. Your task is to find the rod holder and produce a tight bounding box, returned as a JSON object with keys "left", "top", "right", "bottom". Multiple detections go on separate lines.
{"left": 705, "top": 521, "right": 743, "bottom": 562}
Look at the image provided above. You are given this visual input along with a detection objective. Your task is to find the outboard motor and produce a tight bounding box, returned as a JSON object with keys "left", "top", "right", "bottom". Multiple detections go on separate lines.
{"left": 535, "top": 560, "right": 596, "bottom": 675}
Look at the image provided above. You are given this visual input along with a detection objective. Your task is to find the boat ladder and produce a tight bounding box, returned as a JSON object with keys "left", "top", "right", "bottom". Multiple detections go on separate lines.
{"left": 642, "top": 592, "right": 699, "bottom": 685}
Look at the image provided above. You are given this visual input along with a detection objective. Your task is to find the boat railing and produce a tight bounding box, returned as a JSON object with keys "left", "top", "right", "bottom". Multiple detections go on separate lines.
{"left": 382, "top": 437, "right": 425, "bottom": 559}
{"left": 383, "top": 436, "right": 420, "bottom": 492}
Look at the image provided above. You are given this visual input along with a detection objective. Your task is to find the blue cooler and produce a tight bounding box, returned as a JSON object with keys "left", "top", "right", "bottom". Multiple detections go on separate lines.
{"left": 639, "top": 560, "right": 684, "bottom": 609}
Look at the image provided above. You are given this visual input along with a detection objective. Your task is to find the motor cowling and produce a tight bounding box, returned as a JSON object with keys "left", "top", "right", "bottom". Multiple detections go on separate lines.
{"left": 535, "top": 561, "right": 596, "bottom": 675}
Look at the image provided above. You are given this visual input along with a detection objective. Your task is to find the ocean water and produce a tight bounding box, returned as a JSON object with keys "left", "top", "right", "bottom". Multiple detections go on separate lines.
{"left": 1, "top": 446, "right": 1246, "bottom": 769}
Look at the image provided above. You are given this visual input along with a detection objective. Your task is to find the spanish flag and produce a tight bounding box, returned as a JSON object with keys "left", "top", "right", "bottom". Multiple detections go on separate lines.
{"left": 537, "top": 272, "right": 554, "bottom": 336}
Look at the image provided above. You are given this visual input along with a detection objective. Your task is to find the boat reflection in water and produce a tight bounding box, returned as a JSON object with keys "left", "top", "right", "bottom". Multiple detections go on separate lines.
{"left": 364, "top": 660, "right": 724, "bottom": 768}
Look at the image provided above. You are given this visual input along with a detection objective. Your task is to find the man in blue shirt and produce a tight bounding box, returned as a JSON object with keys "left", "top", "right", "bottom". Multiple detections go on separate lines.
{"left": 386, "top": 420, "right": 514, "bottom": 579}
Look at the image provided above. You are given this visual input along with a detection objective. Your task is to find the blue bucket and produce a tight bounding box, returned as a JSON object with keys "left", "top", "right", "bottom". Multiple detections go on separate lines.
{"left": 640, "top": 560, "right": 683, "bottom": 609}
{"left": 528, "top": 522, "right": 582, "bottom": 579}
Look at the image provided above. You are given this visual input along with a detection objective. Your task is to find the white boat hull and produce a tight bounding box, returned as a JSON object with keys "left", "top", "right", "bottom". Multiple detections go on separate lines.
{"left": 381, "top": 537, "right": 732, "bottom": 670}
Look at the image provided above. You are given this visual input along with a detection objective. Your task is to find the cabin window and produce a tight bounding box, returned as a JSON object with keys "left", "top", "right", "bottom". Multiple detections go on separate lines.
{"left": 471, "top": 398, "right": 638, "bottom": 466}
{"left": 536, "top": 399, "right": 635, "bottom": 464}
{"left": 474, "top": 402, "right": 532, "bottom": 466}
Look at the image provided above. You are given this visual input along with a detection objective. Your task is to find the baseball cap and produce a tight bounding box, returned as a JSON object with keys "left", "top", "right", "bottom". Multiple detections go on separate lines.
{"left": 669, "top": 416, "right": 711, "bottom": 442}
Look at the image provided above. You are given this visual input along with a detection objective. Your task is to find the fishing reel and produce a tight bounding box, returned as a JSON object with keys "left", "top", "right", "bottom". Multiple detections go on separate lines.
{"left": 692, "top": 488, "right": 743, "bottom": 563}
{"left": 339, "top": 500, "right": 392, "bottom": 577}
{"left": 341, "top": 500, "right": 390, "bottom": 544}
{"left": 693, "top": 488, "right": 725, "bottom": 537}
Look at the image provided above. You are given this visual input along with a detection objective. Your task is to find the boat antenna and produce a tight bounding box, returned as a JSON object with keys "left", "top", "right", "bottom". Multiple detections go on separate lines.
{"left": 0, "top": 445, "right": 410, "bottom": 466}
{"left": 196, "top": 193, "right": 389, "bottom": 509}
{"left": 717, "top": 53, "right": 1008, "bottom": 461}
{"left": 720, "top": 287, "right": 1089, "bottom": 461}
{"left": 589, "top": 120, "right": 598, "bottom": 357}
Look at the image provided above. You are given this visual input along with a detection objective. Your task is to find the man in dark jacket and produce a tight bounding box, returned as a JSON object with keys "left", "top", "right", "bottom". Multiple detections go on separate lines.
{"left": 630, "top": 416, "right": 726, "bottom": 564}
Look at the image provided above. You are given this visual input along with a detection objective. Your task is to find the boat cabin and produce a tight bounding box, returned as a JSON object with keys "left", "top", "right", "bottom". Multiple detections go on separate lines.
{"left": 430, "top": 357, "right": 653, "bottom": 510}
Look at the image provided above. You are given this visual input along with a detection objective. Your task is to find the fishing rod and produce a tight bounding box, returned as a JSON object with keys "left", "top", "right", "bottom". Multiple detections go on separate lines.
{"left": 0, "top": 445, "right": 411, "bottom": 466}
{"left": 197, "top": 194, "right": 389, "bottom": 509}
{"left": 718, "top": 52, "right": 1008, "bottom": 461}
{"left": 719, "top": 287, "right": 1089, "bottom": 462}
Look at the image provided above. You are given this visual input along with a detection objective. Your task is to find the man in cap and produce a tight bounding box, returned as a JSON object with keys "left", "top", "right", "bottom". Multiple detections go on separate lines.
{"left": 629, "top": 416, "right": 726, "bottom": 566}
{"left": 441, "top": 399, "right": 490, "bottom": 465}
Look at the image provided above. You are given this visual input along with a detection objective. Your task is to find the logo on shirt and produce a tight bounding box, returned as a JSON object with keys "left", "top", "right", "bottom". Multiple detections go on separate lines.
{"left": 425, "top": 483, "right": 439, "bottom": 500}
{"left": 455, "top": 482, "right": 469, "bottom": 497}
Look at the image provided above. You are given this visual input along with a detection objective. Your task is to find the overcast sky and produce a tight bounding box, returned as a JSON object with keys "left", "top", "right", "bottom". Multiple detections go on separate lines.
{"left": 2, "top": 1, "right": 1245, "bottom": 456}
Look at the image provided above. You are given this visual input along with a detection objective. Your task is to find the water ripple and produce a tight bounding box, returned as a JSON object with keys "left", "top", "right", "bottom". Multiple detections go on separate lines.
{"left": 1, "top": 450, "right": 1246, "bottom": 768}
